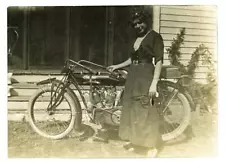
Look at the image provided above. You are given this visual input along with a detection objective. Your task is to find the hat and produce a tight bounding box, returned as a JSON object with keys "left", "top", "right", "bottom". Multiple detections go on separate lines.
{"left": 131, "top": 10, "right": 152, "bottom": 24}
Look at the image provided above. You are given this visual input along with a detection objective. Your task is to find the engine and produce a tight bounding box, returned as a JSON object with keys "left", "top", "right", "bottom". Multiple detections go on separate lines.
{"left": 91, "top": 86, "right": 117, "bottom": 108}
{"left": 85, "top": 86, "right": 122, "bottom": 126}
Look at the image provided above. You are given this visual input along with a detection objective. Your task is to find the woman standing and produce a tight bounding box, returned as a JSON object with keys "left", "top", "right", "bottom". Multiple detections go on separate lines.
{"left": 108, "top": 11, "right": 164, "bottom": 157}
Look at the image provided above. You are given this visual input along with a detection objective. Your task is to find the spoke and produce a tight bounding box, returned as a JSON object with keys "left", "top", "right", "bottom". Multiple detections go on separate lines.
{"left": 163, "top": 92, "right": 178, "bottom": 114}
{"left": 61, "top": 115, "right": 70, "bottom": 131}
{"left": 170, "top": 122, "right": 179, "bottom": 131}
{"left": 55, "top": 119, "right": 61, "bottom": 135}
{"left": 162, "top": 120, "right": 170, "bottom": 134}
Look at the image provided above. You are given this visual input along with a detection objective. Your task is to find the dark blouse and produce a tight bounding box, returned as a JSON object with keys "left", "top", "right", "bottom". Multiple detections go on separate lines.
{"left": 131, "top": 30, "right": 164, "bottom": 65}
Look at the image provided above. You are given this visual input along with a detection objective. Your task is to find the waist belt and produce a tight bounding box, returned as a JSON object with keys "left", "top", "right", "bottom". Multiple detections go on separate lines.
{"left": 132, "top": 59, "right": 152, "bottom": 65}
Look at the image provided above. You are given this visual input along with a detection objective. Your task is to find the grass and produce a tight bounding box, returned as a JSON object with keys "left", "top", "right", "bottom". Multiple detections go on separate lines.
{"left": 8, "top": 112, "right": 218, "bottom": 158}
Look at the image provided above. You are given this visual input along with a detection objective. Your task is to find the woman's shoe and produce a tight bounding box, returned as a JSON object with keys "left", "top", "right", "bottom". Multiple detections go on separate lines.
{"left": 92, "top": 129, "right": 109, "bottom": 143}
{"left": 123, "top": 142, "right": 134, "bottom": 150}
{"left": 132, "top": 145, "right": 148, "bottom": 155}
{"left": 146, "top": 148, "right": 158, "bottom": 158}
{"left": 92, "top": 136, "right": 109, "bottom": 143}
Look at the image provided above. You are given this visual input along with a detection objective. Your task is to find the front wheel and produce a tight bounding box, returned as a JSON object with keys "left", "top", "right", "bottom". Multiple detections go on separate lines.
{"left": 27, "top": 86, "right": 77, "bottom": 139}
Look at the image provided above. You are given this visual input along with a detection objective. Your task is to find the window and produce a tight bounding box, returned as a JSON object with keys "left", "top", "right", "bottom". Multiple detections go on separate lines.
{"left": 7, "top": 7, "right": 24, "bottom": 69}
{"left": 78, "top": 7, "right": 107, "bottom": 65}
{"left": 7, "top": 6, "right": 153, "bottom": 71}
{"left": 29, "top": 7, "right": 67, "bottom": 67}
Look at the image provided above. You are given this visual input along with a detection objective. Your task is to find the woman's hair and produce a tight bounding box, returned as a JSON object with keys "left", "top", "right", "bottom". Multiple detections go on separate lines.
{"left": 131, "top": 11, "right": 152, "bottom": 26}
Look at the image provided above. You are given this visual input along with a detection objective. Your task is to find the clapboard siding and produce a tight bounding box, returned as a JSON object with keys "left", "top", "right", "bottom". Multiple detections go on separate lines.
{"left": 161, "top": 7, "right": 216, "bottom": 18}
{"left": 161, "top": 15, "right": 216, "bottom": 24}
{"left": 159, "top": 5, "right": 217, "bottom": 83}
{"left": 161, "top": 5, "right": 217, "bottom": 12}
{"left": 161, "top": 21, "right": 216, "bottom": 30}
{"left": 162, "top": 34, "right": 216, "bottom": 43}
{"left": 161, "top": 27, "right": 217, "bottom": 36}
{"left": 164, "top": 53, "right": 215, "bottom": 62}
{"left": 164, "top": 41, "right": 217, "bottom": 49}
{"left": 163, "top": 47, "right": 216, "bottom": 55}
{"left": 163, "top": 57, "right": 213, "bottom": 67}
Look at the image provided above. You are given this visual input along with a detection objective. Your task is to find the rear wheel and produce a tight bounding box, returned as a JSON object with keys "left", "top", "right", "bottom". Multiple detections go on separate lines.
{"left": 27, "top": 86, "right": 77, "bottom": 139}
{"left": 158, "top": 82, "right": 191, "bottom": 141}
{"left": 104, "top": 81, "right": 192, "bottom": 142}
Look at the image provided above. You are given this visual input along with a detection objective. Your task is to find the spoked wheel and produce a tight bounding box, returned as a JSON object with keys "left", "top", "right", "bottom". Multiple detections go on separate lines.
{"left": 27, "top": 86, "right": 77, "bottom": 139}
{"left": 158, "top": 83, "right": 191, "bottom": 141}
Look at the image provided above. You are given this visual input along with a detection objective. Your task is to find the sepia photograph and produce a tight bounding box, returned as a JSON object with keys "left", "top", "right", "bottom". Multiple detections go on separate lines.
{"left": 7, "top": 4, "right": 218, "bottom": 158}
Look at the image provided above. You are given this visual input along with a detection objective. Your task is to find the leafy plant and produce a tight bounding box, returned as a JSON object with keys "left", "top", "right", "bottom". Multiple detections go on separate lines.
{"left": 167, "top": 28, "right": 186, "bottom": 74}
{"left": 167, "top": 28, "right": 217, "bottom": 111}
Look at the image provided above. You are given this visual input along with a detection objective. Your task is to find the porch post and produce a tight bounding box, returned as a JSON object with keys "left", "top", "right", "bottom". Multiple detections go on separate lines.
{"left": 105, "top": 7, "right": 114, "bottom": 66}
{"left": 65, "top": 7, "right": 71, "bottom": 60}
{"left": 153, "top": 6, "right": 161, "bottom": 33}
{"left": 108, "top": 7, "right": 114, "bottom": 66}
{"left": 104, "top": 7, "right": 109, "bottom": 66}
{"left": 22, "top": 7, "right": 30, "bottom": 69}
{"left": 74, "top": 7, "right": 80, "bottom": 61}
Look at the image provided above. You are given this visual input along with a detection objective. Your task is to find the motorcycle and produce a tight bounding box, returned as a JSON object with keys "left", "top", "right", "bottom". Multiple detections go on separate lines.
{"left": 27, "top": 59, "right": 193, "bottom": 141}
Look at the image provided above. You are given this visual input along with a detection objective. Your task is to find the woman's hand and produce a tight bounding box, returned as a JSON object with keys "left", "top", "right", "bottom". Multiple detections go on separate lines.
{"left": 148, "top": 80, "right": 158, "bottom": 97}
{"left": 107, "top": 58, "right": 132, "bottom": 72}
{"left": 107, "top": 65, "right": 119, "bottom": 72}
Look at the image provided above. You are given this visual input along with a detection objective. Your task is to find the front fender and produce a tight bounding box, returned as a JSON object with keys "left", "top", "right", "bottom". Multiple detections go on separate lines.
{"left": 36, "top": 78, "right": 56, "bottom": 86}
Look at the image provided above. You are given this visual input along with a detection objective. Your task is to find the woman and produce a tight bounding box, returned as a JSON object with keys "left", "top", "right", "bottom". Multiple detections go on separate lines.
{"left": 108, "top": 11, "right": 164, "bottom": 157}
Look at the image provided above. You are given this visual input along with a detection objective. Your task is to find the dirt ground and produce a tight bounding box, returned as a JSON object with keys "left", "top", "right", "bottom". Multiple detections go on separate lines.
{"left": 8, "top": 112, "right": 218, "bottom": 158}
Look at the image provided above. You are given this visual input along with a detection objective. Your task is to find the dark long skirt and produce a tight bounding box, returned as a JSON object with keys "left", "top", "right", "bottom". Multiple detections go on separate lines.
{"left": 118, "top": 63, "right": 161, "bottom": 148}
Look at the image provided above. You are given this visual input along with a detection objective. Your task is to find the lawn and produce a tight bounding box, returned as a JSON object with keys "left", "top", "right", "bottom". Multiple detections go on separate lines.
{"left": 8, "top": 112, "right": 218, "bottom": 158}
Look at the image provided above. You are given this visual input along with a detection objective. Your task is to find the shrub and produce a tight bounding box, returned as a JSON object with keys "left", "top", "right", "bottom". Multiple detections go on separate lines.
{"left": 167, "top": 28, "right": 217, "bottom": 111}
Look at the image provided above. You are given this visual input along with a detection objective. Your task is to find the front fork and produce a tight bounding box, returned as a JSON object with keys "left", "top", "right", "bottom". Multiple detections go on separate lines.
{"left": 46, "top": 81, "right": 68, "bottom": 115}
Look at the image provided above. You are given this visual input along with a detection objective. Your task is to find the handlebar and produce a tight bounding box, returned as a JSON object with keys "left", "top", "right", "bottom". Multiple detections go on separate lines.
{"left": 78, "top": 60, "right": 107, "bottom": 70}
{"left": 78, "top": 60, "right": 128, "bottom": 79}
{"left": 66, "top": 59, "right": 97, "bottom": 74}
{"left": 65, "top": 59, "right": 128, "bottom": 80}
{"left": 78, "top": 60, "right": 116, "bottom": 75}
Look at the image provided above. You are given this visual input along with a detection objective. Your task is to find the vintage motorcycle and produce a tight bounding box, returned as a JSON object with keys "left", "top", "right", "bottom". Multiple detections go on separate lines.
{"left": 27, "top": 59, "right": 194, "bottom": 141}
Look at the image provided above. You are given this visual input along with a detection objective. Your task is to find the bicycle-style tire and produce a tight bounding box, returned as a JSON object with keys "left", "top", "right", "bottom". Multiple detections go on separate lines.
{"left": 116, "top": 83, "right": 191, "bottom": 141}
{"left": 27, "top": 86, "right": 78, "bottom": 140}
{"left": 158, "top": 82, "right": 192, "bottom": 141}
